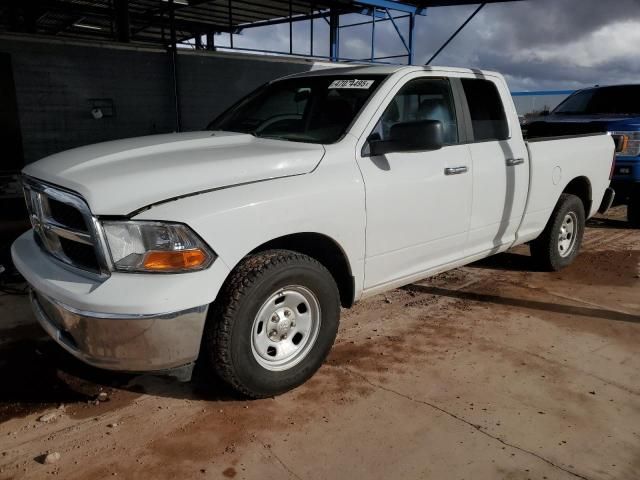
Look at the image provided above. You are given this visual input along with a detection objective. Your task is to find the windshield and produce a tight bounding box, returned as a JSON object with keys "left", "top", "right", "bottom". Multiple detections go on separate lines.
{"left": 553, "top": 85, "right": 640, "bottom": 115}
{"left": 208, "top": 75, "right": 387, "bottom": 143}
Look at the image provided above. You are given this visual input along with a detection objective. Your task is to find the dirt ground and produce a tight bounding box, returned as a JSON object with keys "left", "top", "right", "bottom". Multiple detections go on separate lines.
{"left": 0, "top": 207, "right": 638, "bottom": 480}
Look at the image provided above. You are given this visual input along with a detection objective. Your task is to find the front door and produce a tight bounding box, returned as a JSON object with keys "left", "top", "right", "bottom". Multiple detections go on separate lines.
{"left": 357, "top": 76, "right": 473, "bottom": 291}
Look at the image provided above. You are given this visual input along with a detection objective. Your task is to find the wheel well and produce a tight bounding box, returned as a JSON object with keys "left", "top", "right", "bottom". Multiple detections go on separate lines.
{"left": 250, "top": 233, "right": 355, "bottom": 308}
{"left": 563, "top": 177, "right": 592, "bottom": 214}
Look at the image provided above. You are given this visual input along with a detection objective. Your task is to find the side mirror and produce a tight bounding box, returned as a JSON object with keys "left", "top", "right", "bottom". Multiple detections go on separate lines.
{"left": 368, "top": 120, "right": 444, "bottom": 156}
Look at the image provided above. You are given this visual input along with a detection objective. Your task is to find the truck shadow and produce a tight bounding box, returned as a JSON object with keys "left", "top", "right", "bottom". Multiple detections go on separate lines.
{"left": 406, "top": 284, "right": 640, "bottom": 325}
{"left": 468, "top": 250, "right": 543, "bottom": 272}
{"left": 0, "top": 335, "right": 243, "bottom": 424}
{"left": 586, "top": 217, "right": 633, "bottom": 230}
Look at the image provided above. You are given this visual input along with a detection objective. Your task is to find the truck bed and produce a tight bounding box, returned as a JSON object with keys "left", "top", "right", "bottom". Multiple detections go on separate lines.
{"left": 515, "top": 132, "right": 614, "bottom": 245}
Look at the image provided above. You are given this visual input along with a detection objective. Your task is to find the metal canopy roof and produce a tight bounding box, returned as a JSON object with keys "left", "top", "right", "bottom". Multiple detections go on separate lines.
{"left": 0, "top": 1, "right": 521, "bottom": 48}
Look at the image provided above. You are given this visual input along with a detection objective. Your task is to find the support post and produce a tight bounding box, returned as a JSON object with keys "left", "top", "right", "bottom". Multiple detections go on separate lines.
{"left": 408, "top": 12, "right": 415, "bottom": 64}
{"left": 370, "top": 8, "right": 375, "bottom": 62}
{"left": 161, "top": 11, "right": 165, "bottom": 44}
{"left": 169, "top": 0, "right": 181, "bottom": 132}
{"left": 206, "top": 31, "right": 215, "bottom": 50}
{"left": 329, "top": 9, "right": 339, "bottom": 61}
{"left": 426, "top": 3, "right": 486, "bottom": 65}
{"left": 386, "top": 9, "right": 411, "bottom": 56}
{"left": 310, "top": 6, "right": 314, "bottom": 56}
{"left": 194, "top": 33, "right": 202, "bottom": 49}
{"left": 169, "top": 0, "right": 176, "bottom": 49}
{"left": 228, "top": 0, "right": 233, "bottom": 48}
{"left": 114, "top": 0, "right": 130, "bottom": 42}
{"left": 289, "top": 0, "right": 293, "bottom": 55}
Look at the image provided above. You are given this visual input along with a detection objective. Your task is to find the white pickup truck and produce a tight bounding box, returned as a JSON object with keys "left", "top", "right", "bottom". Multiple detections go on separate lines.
{"left": 12, "top": 65, "right": 615, "bottom": 398}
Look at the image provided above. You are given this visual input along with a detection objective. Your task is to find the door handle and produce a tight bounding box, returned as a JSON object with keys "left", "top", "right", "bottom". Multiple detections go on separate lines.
{"left": 506, "top": 157, "right": 525, "bottom": 166}
{"left": 444, "top": 166, "right": 468, "bottom": 176}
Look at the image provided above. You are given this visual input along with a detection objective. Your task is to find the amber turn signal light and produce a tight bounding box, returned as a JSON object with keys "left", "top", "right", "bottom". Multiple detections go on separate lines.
{"left": 142, "top": 249, "right": 208, "bottom": 271}
{"left": 615, "top": 134, "right": 629, "bottom": 153}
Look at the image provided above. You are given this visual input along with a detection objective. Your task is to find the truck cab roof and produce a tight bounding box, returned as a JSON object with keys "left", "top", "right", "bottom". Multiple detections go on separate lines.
{"left": 285, "top": 64, "right": 502, "bottom": 79}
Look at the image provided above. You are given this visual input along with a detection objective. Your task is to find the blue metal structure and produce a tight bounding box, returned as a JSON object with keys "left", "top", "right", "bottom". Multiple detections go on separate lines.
{"left": 208, "top": 1, "right": 522, "bottom": 64}
{"left": 214, "top": 1, "right": 428, "bottom": 65}
{"left": 425, "top": 2, "right": 484, "bottom": 64}
{"left": 1, "top": 1, "right": 523, "bottom": 65}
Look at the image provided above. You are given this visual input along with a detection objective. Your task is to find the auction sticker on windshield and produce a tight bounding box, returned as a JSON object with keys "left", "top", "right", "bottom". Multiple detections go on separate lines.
{"left": 329, "top": 79, "right": 375, "bottom": 89}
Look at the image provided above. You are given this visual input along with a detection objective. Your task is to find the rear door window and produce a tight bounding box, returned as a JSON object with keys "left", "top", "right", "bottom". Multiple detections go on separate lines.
{"left": 461, "top": 79, "right": 509, "bottom": 141}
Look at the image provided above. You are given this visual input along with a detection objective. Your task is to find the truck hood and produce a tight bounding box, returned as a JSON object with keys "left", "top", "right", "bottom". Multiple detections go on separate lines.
{"left": 23, "top": 131, "right": 325, "bottom": 215}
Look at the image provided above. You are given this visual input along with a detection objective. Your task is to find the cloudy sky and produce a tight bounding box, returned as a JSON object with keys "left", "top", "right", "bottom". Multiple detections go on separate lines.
{"left": 215, "top": 0, "right": 640, "bottom": 91}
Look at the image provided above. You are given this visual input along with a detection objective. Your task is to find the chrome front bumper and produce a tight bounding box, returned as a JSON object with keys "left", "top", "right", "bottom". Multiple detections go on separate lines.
{"left": 30, "top": 289, "right": 209, "bottom": 373}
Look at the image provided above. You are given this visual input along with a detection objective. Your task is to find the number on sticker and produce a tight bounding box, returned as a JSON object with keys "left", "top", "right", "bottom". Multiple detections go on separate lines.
{"left": 329, "top": 79, "right": 374, "bottom": 89}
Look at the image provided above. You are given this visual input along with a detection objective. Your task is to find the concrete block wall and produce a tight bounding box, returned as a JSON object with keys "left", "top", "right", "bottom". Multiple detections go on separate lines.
{"left": 0, "top": 35, "right": 317, "bottom": 166}
{"left": 177, "top": 51, "right": 313, "bottom": 132}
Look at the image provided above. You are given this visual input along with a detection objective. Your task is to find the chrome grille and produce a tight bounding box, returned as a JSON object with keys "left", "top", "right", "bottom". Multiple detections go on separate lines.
{"left": 22, "top": 177, "right": 110, "bottom": 277}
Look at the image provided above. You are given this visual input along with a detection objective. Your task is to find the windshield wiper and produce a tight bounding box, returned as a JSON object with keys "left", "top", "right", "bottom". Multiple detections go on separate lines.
{"left": 250, "top": 131, "right": 292, "bottom": 141}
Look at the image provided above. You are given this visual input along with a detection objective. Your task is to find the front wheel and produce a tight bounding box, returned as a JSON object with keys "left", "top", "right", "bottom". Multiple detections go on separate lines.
{"left": 530, "top": 193, "right": 585, "bottom": 271}
{"left": 203, "top": 250, "right": 340, "bottom": 398}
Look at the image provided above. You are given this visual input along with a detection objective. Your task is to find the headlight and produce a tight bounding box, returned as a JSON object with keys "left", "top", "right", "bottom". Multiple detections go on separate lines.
{"left": 101, "top": 221, "right": 215, "bottom": 273}
{"left": 610, "top": 131, "right": 640, "bottom": 157}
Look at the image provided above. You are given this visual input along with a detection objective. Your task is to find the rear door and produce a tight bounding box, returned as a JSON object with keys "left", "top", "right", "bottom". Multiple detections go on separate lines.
{"left": 357, "top": 75, "right": 473, "bottom": 291}
{"left": 460, "top": 78, "right": 530, "bottom": 255}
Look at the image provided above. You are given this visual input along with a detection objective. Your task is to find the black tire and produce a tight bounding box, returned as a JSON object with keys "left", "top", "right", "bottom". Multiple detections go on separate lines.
{"left": 530, "top": 193, "right": 585, "bottom": 271}
{"left": 204, "top": 249, "right": 340, "bottom": 398}
{"left": 628, "top": 190, "right": 640, "bottom": 228}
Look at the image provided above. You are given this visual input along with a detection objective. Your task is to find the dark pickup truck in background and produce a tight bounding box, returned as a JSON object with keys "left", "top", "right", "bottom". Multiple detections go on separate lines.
{"left": 525, "top": 84, "right": 640, "bottom": 227}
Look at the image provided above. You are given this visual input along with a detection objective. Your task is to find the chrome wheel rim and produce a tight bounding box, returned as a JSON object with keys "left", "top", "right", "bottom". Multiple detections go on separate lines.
{"left": 251, "top": 285, "right": 321, "bottom": 371}
{"left": 558, "top": 212, "right": 578, "bottom": 258}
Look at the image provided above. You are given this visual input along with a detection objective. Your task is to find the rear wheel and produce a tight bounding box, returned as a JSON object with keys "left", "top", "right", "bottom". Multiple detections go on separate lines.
{"left": 530, "top": 193, "right": 585, "bottom": 271}
{"left": 628, "top": 190, "right": 640, "bottom": 228}
{"left": 204, "top": 250, "right": 340, "bottom": 398}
